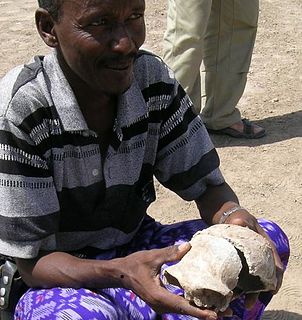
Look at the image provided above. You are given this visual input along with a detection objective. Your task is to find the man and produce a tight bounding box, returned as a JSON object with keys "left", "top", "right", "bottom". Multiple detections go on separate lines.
{"left": 0, "top": 0, "right": 288, "bottom": 319}
{"left": 163, "top": 0, "right": 265, "bottom": 138}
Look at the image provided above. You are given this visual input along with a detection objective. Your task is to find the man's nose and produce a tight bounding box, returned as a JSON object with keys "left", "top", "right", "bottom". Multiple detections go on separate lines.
{"left": 110, "top": 23, "right": 135, "bottom": 54}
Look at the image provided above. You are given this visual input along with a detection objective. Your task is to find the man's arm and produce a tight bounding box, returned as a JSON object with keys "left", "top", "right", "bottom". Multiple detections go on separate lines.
{"left": 195, "top": 182, "right": 241, "bottom": 225}
{"left": 15, "top": 252, "right": 123, "bottom": 289}
{"left": 16, "top": 248, "right": 220, "bottom": 319}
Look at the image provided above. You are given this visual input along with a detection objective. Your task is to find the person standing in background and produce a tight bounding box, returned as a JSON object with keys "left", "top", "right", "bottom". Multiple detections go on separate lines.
{"left": 163, "top": 0, "right": 266, "bottom": 139}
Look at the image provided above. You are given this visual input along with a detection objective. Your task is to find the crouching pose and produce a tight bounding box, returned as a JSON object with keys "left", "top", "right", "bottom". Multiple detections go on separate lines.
{"left": 0, "top": 0, "right": 289, "bottom": 319}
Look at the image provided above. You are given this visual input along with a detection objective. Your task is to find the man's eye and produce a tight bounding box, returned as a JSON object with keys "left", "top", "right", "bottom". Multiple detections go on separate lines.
{"left": 89, "top": 19, "right": 108, "bottom": 26}
{"left": 128, "top": 13, "right": 143, "bottom": 21}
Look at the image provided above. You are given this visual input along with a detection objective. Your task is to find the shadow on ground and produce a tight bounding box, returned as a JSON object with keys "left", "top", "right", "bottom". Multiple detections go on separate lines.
{"left": 208, "top": 111, "right": 302, "bottom": 148}
{"left": 262, "top": 310, "right": 302, "bottom": 320}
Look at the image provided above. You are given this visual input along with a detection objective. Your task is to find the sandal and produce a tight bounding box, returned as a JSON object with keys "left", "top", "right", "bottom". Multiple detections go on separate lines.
{"left": 207, "top": 119, "right": 265, "bottom": 139}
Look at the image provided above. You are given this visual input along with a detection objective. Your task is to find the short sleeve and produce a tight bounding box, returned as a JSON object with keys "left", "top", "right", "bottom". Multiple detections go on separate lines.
{"left": 154, "top": 84, "right": 225, "bottom": 201}
{"left": 0, "top": 117, "right": 59, "bottom": 259}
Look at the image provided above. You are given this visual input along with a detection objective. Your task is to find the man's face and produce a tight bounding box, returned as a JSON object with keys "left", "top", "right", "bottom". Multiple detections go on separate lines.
{"left": 53, "top": 0, "right": 146, "bottom": 95}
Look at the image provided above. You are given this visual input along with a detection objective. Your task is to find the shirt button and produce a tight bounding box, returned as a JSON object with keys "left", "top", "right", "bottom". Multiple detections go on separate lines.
{"left": 82, "top": 131, "right": 89, "bottom": 137}
{"left": 92, "top": 169, "right": 99, "bottom": 177}
{"left": 0, "top": 288, "right": 5, "bottom": 297}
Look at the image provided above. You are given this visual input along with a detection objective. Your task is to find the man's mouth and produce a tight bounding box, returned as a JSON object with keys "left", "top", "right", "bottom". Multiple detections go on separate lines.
{"left": 102, "top": 55, "right": 136, "bottom": 71}
{"left": 105, "top": 64, "right": 130, "bottom": 71}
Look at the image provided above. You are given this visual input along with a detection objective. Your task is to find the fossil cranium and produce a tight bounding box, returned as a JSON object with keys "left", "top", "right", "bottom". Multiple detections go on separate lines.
{"left": 163, "top": 224, "right": 277, "bottom": 311}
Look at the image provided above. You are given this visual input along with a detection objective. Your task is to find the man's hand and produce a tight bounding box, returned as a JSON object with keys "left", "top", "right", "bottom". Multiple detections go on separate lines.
{"left": 223, "top": 209, "right": 284, "bottom": 309}
{"left": 119, "top": 243, "right": 229, "bottom": 319}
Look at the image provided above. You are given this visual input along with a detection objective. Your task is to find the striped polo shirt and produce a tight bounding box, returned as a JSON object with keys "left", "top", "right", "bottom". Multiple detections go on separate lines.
{"left": 0, "top": 50, "right": 224, "bottom": 259}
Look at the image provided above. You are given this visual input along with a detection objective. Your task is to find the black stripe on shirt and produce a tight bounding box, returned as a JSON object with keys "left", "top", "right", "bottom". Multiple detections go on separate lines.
{"left": 141, "top": 81, "right": 175, "bottom": 104}
{"left": 18, "top": 105, "right": 55, "bottom": 135}
{"left": 17, "top": 106, "right": 100, "bottom": 153}
{"left": 121, "top": 117, "right": 149, "bottom": 141}
{"left": 143, "top": 82, "right": 179, "bottom": 124}
{"left": 0, "top": 211, "right": 59, "bottom": 242}
{"left": 59, "top": 164, "right": 155, "bottom": 233}
{"left": 0, "top": 131, "right": 50, "bottom": 177}
{"left": 158, "top": 107, "right": 197, "bottom": 151}
{"left": 147, "top": 84, "right": 188, "bottom": 129}
{"left": 59, "top": 184, "right": 148, "bottom": 233}
{"left": 160, "top": 148, "right": 220, "bottom": 191}
{"left": 0, "top": 130, "right": 40, "bottom": 156}
{"left": 0, "top": 159, "right": 50, "bottom": 177}
{"left": 160, "top": 84, "right": 188, "bottom": 124}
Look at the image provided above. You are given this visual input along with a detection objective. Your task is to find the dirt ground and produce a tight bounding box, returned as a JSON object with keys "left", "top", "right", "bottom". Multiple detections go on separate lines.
{"left": 0, "top": 0, "right": 301, "bottom": 319}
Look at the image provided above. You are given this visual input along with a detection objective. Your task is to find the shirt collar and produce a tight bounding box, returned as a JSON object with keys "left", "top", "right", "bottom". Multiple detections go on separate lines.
{"left": 43, "top": 51, "right": 88, "bottom": 131}
{"left": 43, "top": 51, "right": 148, "bottom": 135}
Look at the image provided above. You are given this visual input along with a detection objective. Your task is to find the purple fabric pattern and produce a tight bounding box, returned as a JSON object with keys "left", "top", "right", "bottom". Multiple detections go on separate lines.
{"left": 15, "top": 217, "right": 290, "bottom": 320}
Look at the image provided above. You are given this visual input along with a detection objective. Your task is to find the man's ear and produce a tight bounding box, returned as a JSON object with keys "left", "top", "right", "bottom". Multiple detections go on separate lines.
{"left": 35, "top": 8, "right": 58, "bottom": 48}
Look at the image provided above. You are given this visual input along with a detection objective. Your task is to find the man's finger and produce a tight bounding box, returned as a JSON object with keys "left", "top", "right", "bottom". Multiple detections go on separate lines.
{"left": 161, "top": 242, "right": 192, "bottom": 264}
{"left": 154, "top": 287, "right": 218, "bottom": 319}
{"left": 218, "top": 307, "right": 233, "bottom": 317}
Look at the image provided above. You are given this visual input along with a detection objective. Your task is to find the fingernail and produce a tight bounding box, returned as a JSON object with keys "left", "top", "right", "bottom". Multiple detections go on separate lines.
{"left": 207, "top": 315, "right": 217, "bottom": 320}
{"left": 178, "top": 242, "right": 190, "bottom": 250}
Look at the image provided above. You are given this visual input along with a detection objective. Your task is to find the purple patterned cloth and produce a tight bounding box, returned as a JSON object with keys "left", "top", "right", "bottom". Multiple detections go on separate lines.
{"left": 15, "top": 216, "right": 290, "bottom": 320}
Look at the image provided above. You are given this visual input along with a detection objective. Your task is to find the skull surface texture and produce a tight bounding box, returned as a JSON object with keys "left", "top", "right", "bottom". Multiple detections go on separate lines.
{"left": 201, "top": 224, "right": 277, "bottom": 293}
{"left": 163, "top": 224, "right": 277, "bottom": 312}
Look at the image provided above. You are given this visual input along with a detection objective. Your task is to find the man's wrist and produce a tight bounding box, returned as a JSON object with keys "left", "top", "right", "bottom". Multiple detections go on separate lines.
{"left": 218, "top": 205, "right": 245, "bottom": 224}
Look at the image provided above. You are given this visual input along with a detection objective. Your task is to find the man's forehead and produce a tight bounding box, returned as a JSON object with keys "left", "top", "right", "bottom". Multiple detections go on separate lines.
{"left": 56, "top": 0, "right": 145, "bottom": 24}
{"left": 59, "top": 0, "right": 144, "bottom": 17}
{"left": 62, "top": 0, "right": 145, "bottom": 7}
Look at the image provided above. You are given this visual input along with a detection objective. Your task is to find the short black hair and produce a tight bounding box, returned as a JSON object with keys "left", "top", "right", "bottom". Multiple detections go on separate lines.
{"left": 38, "top": 0, "right": 63, "bottom": 21}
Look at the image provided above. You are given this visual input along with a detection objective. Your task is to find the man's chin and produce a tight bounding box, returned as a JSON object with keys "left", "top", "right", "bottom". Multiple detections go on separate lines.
{"left": 100, "top": 76, "right": 133, "bottom": 95}
{"left": 121, "top": 83, "right": 132, "bottom": 94}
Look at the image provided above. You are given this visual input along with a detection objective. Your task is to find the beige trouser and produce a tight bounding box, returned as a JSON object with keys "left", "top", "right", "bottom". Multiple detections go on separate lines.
{"left": 163, "top": 0, "right": 259, "bottom": 130}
